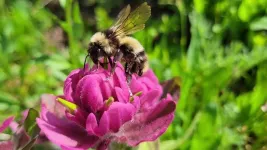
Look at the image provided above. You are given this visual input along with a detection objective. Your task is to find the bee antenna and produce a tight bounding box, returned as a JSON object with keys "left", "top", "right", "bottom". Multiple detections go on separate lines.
{"left": 83, "top": 54, "right": 90, "bottom": 71}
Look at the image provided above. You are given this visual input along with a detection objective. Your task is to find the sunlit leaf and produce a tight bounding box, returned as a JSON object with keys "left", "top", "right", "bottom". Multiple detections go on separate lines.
{"left": 59, "top": 0, "right": 66, "bottom": 8}
{"left": 23, "top": 108, "right": 40, "bottom": 138}
{"left": 250, "top": 17, "right": 267, "bottom": 31}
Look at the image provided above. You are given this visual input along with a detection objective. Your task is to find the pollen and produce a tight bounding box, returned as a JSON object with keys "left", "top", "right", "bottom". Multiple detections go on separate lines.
{"left": 129, "top": 91, "right": 143, "bottom": 102}
{"left": 105, "top": 96, "right": 114, "bottom": 107}
{"left": 57, "top": 98, "right": 78, "bottom": 114}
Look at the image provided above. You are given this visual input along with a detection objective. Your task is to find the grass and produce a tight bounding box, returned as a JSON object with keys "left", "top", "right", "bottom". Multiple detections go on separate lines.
{"left": 0, "top": 0, "right": 267, "bottom": 149}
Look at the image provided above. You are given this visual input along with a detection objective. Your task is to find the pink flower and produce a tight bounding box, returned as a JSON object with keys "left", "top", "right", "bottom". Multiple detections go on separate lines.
{"left": 37, "top": 64, "right": 176, "bottom": 150}
{"left": 0, "top": 117, "right": 15, "bottom": 150}
{"left": 0, "top": 111, "right": 48, "bottom": 150}
{"left": 0, "top": 116, "right": 14, "bottom": 133}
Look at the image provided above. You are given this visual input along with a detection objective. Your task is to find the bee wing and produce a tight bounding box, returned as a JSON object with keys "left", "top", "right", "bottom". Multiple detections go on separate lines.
{"left": 113, "top": 4, "right": 131, "bottom": 28}
{"left": 111, "top": 2, "right": 151, "bottom": 37}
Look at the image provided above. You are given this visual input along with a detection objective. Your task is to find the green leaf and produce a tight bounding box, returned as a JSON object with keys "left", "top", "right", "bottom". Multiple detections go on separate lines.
{"left": 0, "top": 91, "right": 19, "bottom": 105}
{"left": 59, "top": 0, "right": 67, "bottom": 8}
{"left": 138, "top": 141, "right": 160, "bottom": 150}
{"left": 160, "top": 140, "right": 178, "bottom": 150}
{"left": 73, "top": 1, "right": 82, "bottom": 24}
{"left": 24, "top": 108, "right": 40, "bottom": 138}
{"left": 250, "top": 17, "right": 267, "bottom": 31}
{"left": 95, "top": 7, "right": 113, "bottom": 30}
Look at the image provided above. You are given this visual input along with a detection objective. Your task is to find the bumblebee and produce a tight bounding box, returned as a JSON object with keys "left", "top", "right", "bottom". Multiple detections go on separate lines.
{"left": 87, "top": 2, "right": 151, "bottom": 83}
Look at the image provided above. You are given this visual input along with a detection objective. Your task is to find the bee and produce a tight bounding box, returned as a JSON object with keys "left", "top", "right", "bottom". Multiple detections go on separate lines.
{"left": 118, "top": 36, "right": 149, "bottom": 82}
{"left": 86, "top": 2, "right": 151, "bottom": 83}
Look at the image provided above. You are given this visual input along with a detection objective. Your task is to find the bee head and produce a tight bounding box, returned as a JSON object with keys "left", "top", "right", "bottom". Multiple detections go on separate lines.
{"left": 88, "top": 32, "right": 112, "bottom": 55}
{"left": 87, "top": 42, "right": 105, "bottom": 63}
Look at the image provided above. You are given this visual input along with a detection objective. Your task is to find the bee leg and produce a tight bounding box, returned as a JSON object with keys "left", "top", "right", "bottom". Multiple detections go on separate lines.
{"left": 99, "top": 62, "right": 105, "bottom": 68}
{"left": 137, "top": 63, "right": 144, "bottom": 76}
{"left": 104, "top": 56, "right": 114, "bottom": 81}
{"left": 107, "top": 56, "right": 113, "bottom": 70}
{"left": 124, "top": 62, "right": 134, "bottom": 96}
{"left": 125, "top": 63, "right": 133, "bottom": 96}
{"left": 100, "top": 57, "right": 109, "bottom": 69}
{"left": 126, "top": 73, "right": 133, "bottom": 96}
{"left": 126, "top": 62, "right": 134, "bottom": 74}
{"left": 83, "top": 54, "right": 90, "bottom": 71}
{"left": 126, "top": 71, "right": 132, "bottom": 84}
{"left": 132, "top": 63, "right": 139, "bottom": 75}
{"left": 91, "top": 58, "right": 101, "bottom": 72}
{"left": 112, "top": 49, "right": 124, "bottom": 74}
{"left": 138, "top": 69, "right": 143, "bottom": 76}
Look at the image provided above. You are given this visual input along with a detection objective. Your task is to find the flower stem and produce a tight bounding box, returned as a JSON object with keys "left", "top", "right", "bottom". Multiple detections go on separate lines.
{"left": 174, "top": 112, "right": 201, "bottom": 148}
{"left": 65, "top": 0, "right": 78, "bottom": 68}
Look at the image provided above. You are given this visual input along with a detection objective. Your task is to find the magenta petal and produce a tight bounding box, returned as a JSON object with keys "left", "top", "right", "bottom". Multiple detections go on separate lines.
{"left": 94, "top": 102, "right": 136, "bottom": 136}
{"left": 64, "top": 69, "right": 82, "bottom": 103}
{"left": 99, "top": 79, "right": 113, "bottom": 101}
{"left": 65, "top": 112, "right": 83, "bottom": 128}
{"left": 114, "top": 87, "right": 128, "bottom": 103}
{"left": 86, "top": 113, "right": 98, "bottom": 135}
{"left": 9, "top": 121, "right": 19, "bottom": 132}
{"left": 114, "top": 99, "right": 176, "bottom": 146}
{"left": 0, "top": 116, "right": 14, "bottom": 133}
{"left": 131, "top": 96, "right": 141, "bottom": 110}
{"left": 65, "top": 108, "right": 87, "bottom": 127}
{"left": 142, "top": 70, "right": 158, "bottom": 84}
{"left": 61, "top": 145, "right": 86, "bottom": 150}
{"left": 140, "top": 90, "right": 162, "bottom": 111}
{"left": 106, "top": 102, "right": 136, "bottom": 132}
{"left": 37, "top": 107, "right": 98, "bottom": 149}
{"left": 41, "top": 94, "right": 66, "bottom": 118}
{"left": 75, "top": 75, "right": 104, "bottom": 112}
{"left": 137, "top": 70, "right": 163, "bottom": 95}
{"left": 129, "top": 76, "right": 143, "bottom": 94}
{"left": 0, "top": 141, "right": 14, "bottom": 150}
{"left": 140, "top": 78, "right": 162, "bottom": 95}
{"left": 146, "top": 98, "right": 176, "bottom": 123}
{"left": 94, "top": 112, "right": 109, "bottom": 136}
{"left": 113, "top": 66, "right": 129, "bottom": 92}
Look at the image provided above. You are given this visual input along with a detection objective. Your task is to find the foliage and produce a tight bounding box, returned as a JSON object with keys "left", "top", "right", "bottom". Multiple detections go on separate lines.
{"left": 0, "top": 0, "right": 267, "bottom": 149}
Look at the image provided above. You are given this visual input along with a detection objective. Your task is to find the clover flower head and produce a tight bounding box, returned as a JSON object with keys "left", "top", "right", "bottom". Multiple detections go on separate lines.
{"left": 37, "top": 63, "right": 176, "bottom": 150}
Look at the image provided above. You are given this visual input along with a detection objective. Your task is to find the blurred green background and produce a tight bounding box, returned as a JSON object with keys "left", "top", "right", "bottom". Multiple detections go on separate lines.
{"left": 0, "top": 0, "right": 267, "bottom": 149}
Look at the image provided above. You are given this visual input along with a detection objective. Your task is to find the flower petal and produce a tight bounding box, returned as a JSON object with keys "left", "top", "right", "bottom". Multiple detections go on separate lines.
{"left": 94, "top": 112, "right": 109, "bottom": 136}
{"left": 41, "top": 94, "right": 66, "bottom": 118}
{"left": 64, "top": 69, "right": 83, "bottom": 103}
{"left": 93, "top": 102, "right": 136, "bottom": 137}
{"left": 142, "top": 70, "right": 159, "bottom": 84}
{"left": 106, "top": 102, "right": 136, "bottom": 132}
{"left": 140, "top": 90, "right": 162, "bottom": 111}
{"left": 75, "top": 75, "right": 104, "bottom": 112}
{"left": 129, "top": 76, "right": 143, "bottom": 94}
{"left": 99, "top": 78, "right": 113, "bottom": 102}
{"left": 65, "top": 109, "right": 87, "bottom": 128}
{"left": 0, "top": 141, "right": 14, "bottom": 150}
{"left": 86, "top": 113, "right": 98, "bottom": 135}
{"left": 131, "top": 96, "right": 141, "bottom": 110}
{"left": 37, "top": 107, "right": 98, "bottom": 149}
{"left": 113, "top": 98, "right": 176, "bottom": 146}
{"left": 138, "top": 70, "right": 163, "bottom": 95}
{"left": 114, "top": 87, "right": 128, "bottom": 103}
{"left": 61, "top": 145, "right": 86, "bottom": 150}
{"left": 0, "top": 116, "right": 14, "bottom": 133}
{"left": 113, "top": 66, "right": 129, "bottom": 93}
